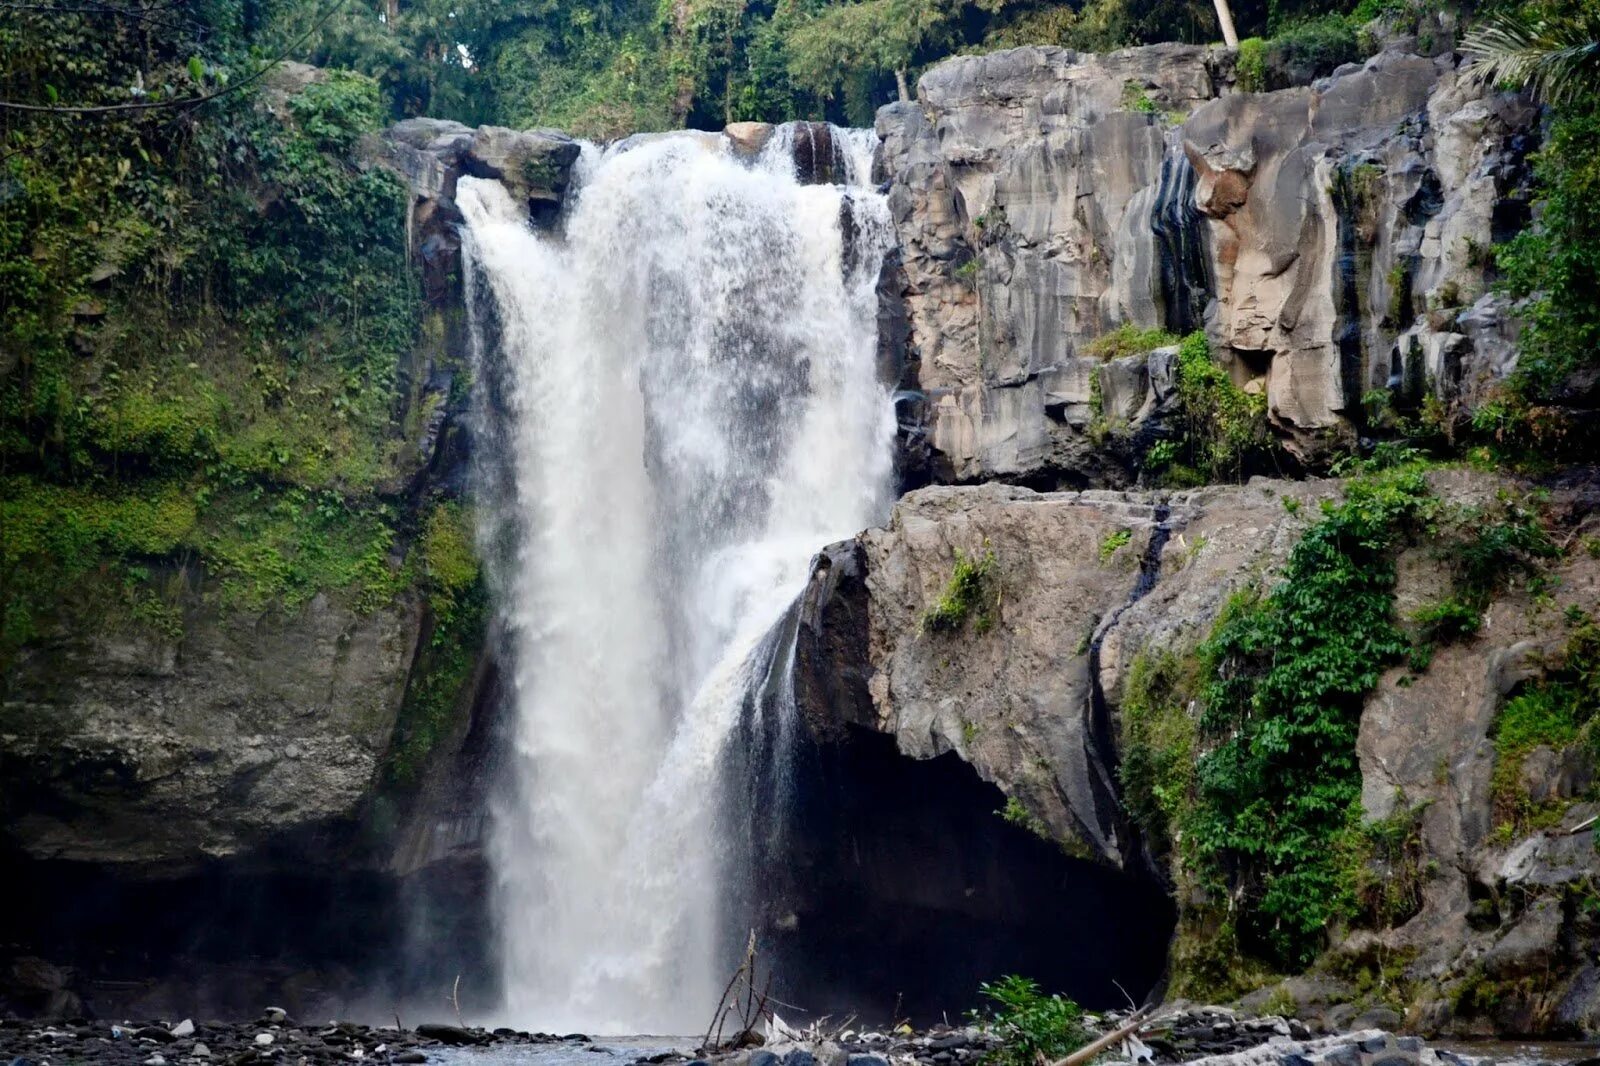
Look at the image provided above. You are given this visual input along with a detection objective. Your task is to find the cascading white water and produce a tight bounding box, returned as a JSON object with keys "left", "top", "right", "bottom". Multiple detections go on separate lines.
{"left": 458, "top": 126, "right": 895, "bottom": 1034}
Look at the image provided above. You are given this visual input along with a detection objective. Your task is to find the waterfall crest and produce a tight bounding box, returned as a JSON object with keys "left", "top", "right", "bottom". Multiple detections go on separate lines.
{"left": 458, "top": 127, "right": 895, "bottom": 1034}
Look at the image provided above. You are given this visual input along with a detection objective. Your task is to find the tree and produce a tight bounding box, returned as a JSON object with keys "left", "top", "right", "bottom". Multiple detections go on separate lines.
{"left": 783, "top": 0, "right": 1010, "bottom": 112}
{"left": 1460, "top": 2, "right": 1600, "bottom": 410}
{"left": 1460, "top": 6, "right": 1600, "bottom": 106}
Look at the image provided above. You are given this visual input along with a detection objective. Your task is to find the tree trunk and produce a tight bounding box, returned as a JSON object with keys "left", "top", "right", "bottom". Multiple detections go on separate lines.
{"left": 895, "top": 67, "right": 910, "bottom": 103}
{"left": 1212, "top": 0, "right": 1240, "bottom": 47}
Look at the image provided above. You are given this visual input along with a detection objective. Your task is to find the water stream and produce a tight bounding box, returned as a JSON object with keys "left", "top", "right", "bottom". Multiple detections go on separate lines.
{"left": 457, "top": 126, "right": 895, "bottom": 1034}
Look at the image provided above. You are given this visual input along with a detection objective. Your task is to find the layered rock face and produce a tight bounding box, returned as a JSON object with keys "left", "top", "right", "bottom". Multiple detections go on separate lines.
{"left": 1, "top": 598, "right": 416, "bottom": 870}
{"left": 877, "top": 43, "right": 1535, "bottom": 481}
{"left": 796, "top": 469, "right": 1600, "bottom": 1035}
{"left": 799, "top": 479, "right": 1321, "bottom": 868}
{"left": 0, "top": 110, "right": 576, "bottom": 1018}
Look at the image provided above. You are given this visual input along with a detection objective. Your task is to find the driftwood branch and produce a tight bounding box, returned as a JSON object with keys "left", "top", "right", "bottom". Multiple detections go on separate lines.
{"left": 1050, "top": 1006, "right": 1155, "bottom": 1066}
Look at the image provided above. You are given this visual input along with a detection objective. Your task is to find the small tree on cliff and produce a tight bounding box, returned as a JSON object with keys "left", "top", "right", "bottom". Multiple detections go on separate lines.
{"left": 784, "top": 0, "right": 1013, "bottom": 108}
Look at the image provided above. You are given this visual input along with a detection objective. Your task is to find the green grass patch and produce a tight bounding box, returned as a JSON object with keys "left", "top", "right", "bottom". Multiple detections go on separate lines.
{"left": 1099, "top": 528, "right": 1134, "bottom": 563}
{"left": 1084, "top": 323, "right": 1178, "bottom": 359}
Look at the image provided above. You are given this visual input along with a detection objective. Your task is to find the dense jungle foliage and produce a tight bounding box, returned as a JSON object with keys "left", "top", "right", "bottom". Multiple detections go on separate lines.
{"left": 0, "top": 2, "right": 486, "bottom": 709}
{"left": 234, "top": 0, "right": 1369, "bottom": 135}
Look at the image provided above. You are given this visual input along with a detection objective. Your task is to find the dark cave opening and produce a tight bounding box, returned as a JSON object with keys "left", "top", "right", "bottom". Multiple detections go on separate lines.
{"left": 0, "top": 840, "right": 489, "bottom": 1022}
{"left": 745, "top": 724, "right": 1176, "bottom": 1027}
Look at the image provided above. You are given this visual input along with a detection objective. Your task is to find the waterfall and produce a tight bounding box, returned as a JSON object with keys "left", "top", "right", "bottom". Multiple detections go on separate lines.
{"left": 458, "top": 126, "right": 896, "bottom": 1035}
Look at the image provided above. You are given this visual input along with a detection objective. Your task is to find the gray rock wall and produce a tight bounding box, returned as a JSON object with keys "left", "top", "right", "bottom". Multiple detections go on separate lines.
{"left": 795, "top": 469, "right": 1600, "bottom": 1034}
{"left": 877, "top": 43, "right": 1537, "bottom": 480}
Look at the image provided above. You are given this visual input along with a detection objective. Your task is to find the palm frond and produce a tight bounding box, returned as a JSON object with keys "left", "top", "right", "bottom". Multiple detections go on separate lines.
{"left": 1460, "top": 10, "right": 1600, "bottom": 107}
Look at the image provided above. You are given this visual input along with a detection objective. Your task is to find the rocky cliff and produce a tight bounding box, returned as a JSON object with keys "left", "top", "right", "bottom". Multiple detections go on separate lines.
{"left": 877, "top": 42, "right": 1536, "bottom": 482}
{"left": 790, "top": 37, "right": 1600, "bottom": 1037}
{"left": 796, "top": 469, "right": 1600, "bottom": 1035}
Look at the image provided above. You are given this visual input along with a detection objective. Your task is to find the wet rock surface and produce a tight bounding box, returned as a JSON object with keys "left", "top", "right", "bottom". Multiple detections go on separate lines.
{"left": 0, "top": 1015, "right": 588, "bottom": 1066}
{"left": 678, "top": 1009, "right": 1577, "bottom": 1066}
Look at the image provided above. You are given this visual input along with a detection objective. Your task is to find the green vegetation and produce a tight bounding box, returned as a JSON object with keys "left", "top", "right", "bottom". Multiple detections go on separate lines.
{"left": 921, "top": 545, "right": 1000, "bottom": 634}
{"left": 1406, "top": 496, "right": 1559, "bottom": 650}
{"left": 998, "top": 796, "right": 1050, "bottom": 838}
{"left": 1234, "top": 12, "right": 1362, "bottom": 93}
{"left": 1119, "top": 649, "right": 1200, "bottom": 859}
{"left": 0, "top": 6, "right": 447, "bottom": 682}
{"left": 1332, "top": 799, "right": 1429, "bottom": 929}
{"left": 1099, "top": 528, "right": 1134, "bottom": 562}
{"left": 1118, "top": 462, "right": 1437, "bottom": 980}
{"left": 1192, "top": 463, "right": 1433, "bottom": 968}
{"left": 1084, "top": 323, "right": 1178, "bottom": 359}
{"left": 1457, "top": 0, "right": 1600, "bottom": 457}
{"left": 1237, "top": 37, "right": 1269, "bottom": 90}
{"left": 1147, "top": 332, "right": 1275, "bottom": 484}
{"left": 1488, "top": 610, "right": 1600, "bottom": 835}
{"left": 1121, "top": 81, "right": 1161, "bottom": 113}
{"left": 389, "top": 503, "right": 488, "bottom": 784}
{"left": 970, "top": 976, "right": 1090, "bottom": 1066}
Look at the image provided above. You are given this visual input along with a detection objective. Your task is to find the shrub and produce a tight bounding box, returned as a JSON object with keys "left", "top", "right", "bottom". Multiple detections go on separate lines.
{"left": 1237, "top": 37, "right": 1267, "bottom": 90}
{"left": 998, "top": 796, "right": 1050, "bottom": 839}
{"left": 921, "top": 546, "right": 999, "bottom": 634}
{"left": 1121, "top": 81, "right": 1160, "bottom": 113}
{"left": 1169, "top": 331, "right": 1273, "bottom": 483}
{"left": 1271, "top": 14, "right": 1361, "bottom": 75}
{"left": 1190, "top": 463, "right": 1435, "bottom": 968}
{"left": 971, "top": 976, "right": 1090, "bottom": 1066}
{"left": 1100, "top": 528, "right": 1134, "bottom": 562}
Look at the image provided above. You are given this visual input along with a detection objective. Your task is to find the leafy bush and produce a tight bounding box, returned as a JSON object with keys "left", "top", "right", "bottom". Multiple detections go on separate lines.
{"left": 1190, "top": 464, "right": 1435, "bottom": 968}
{"left": 921, "top": 546, "right": 999, "bottom": 634}
{"left": 1100, "top": 528, "right": 1134, "bottom": 562}
{"left": 1237, "top": 37, "right": 1267, "bottom": 90}
{"left": 1166, "top": 332, "right": 1274, "bottom": 483}
{"left": 1412, "top": 596, "right": 1483, "bottom": 641}
{"left": 1121, "top": 81, "right": 1161, "bottom": 113}
{"left": 1271, "top": 14, "right": 1361, "bottom": 72}
{"left": 998, "top": 796, "right": 1050, "bottom": 839}
{"left": 972, "top": 976, "right": 1090, "bottom": 1066}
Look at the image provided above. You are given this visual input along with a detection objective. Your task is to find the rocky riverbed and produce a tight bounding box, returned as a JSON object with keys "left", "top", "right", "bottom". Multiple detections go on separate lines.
{"left": 5, "top": 1007, "right": 1594, "bottom": 1066}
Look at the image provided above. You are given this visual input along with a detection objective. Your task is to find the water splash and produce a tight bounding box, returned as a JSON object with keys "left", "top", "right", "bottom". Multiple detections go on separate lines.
{"left": 458, "top": 128, "right": 894, "bottom": 1034}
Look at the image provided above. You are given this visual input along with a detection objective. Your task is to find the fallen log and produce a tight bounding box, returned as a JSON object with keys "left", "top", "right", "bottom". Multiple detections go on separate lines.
{"left": 1051, "top": 1005, "right": 1155, "bottom": 1066}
